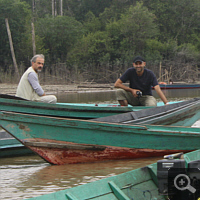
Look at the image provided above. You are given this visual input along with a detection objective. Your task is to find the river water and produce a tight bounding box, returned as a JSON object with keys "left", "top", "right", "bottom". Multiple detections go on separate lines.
{"left": 1, "top": 89, "right": 200, "bottom": 200}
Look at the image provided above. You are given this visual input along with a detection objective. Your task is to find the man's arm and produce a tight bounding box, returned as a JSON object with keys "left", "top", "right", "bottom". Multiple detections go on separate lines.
{"left": 154, "top": 85, "right": 168, "bottom": 105}
{"left": 114, "top": 79, "right": 139, "bottom": 97}
{"left": 28, "top": 72, "right": 45, "bottom": 96}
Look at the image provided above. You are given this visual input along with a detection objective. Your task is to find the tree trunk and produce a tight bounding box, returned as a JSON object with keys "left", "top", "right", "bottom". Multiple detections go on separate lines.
{"left": 32, "top": 0, "right": 35, "bottom": 13}
{"left": 5, "top": 18, "right": 20, "bottom": 81}
{"left": 54, "top": 0, "right": 57, "bottom": 16}
{"left": 60, "top": 0, "right": 63, "bottom": 16}
{"left": 31, "top": 22, "right": 36, "bottom": 56}
{"left": 52, "top": 0, "right": 55, "bottom": 16}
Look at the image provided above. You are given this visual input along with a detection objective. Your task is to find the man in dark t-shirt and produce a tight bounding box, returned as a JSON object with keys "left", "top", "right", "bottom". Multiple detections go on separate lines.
{"left": 114, "top": 56, "right": 168, "bottom": 106}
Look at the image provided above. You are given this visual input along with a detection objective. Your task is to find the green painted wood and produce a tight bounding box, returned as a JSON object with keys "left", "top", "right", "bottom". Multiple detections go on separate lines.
{"left": 0, "top": 147, "right": 34, "bottom": 157}
{"left": 0, "top": 110, "right": 200, "bottom": 151}
{"left": 94, "top": 98, "right": 200, "bottom": 127}
{"left": 65, "top": 192, "right": 79, "bottom": 200}
{"left": 0, "top": 95, "right": 181, "bottom": 119}
{"left": 0, "top": 138, "right": 21, "bottom": 147}
{"left": 27, "top": 150, "right": 200, "bottom": 200}
{"left": 0, "top": 97, "right": 146, "bottom": 119}
{"left": 108, "top": 181, "right": 130, "bottom": 200}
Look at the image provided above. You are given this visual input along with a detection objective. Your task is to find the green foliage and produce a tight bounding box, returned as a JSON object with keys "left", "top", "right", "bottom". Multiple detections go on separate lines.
{"left": 83, "top": 11, "right": 103, "bottom": 33}
{"left": 143, "top": 0, "right": 200, "bottom": 44}
{"left": 68, "top": 31, "right": 111, "bottom": 66}
{"left": 118, "top": 2, "right": 159, "bottom": 57}
{"left": 1, "top": 0, "right": 200, "bottom": 83}
{"left": 35, "top": 16, "right": 84, "bottom": 64}
{"left": 144, "top": 39, "right": 178, "bottom": 62}
{"left": 0, "top": 0, "right": 31, "bottom": 71}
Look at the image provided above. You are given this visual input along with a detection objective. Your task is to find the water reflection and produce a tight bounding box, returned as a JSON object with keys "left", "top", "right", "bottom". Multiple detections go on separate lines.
{"left": 0, "top": 155, "right": 161, "bottom": 199}
{"left": 57, "top": 90, "right": 118, "bottom": 103}
{"left": 57, "top": 89, "right": 200, "bottom": 103}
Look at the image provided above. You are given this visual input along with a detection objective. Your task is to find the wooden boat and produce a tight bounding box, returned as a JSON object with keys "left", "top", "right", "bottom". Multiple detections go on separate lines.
{"left": 152, "top": 83, "right": 200, "bottom": 90}
{"left": 0, "top": 98, "right": 200, "bottom": 164}
{"left": 94, "top": 98, "right": 200, "bottom": 126}
{"left": 0, "top": 94, "right": 181, "bottom": 157}
{"left": 0, "top": 94, "right": 172, "bottom": 119}
{"left": 0, "top": 130, "right": 33, "bottom": 157}
{"left": 26, "top": 149, "right": 200, "bottom": 200}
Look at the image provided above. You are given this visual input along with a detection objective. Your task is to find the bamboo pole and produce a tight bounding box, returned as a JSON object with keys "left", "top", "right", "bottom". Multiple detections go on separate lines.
{"left": 5, "top": 18, "right": 20, "bottom": 81}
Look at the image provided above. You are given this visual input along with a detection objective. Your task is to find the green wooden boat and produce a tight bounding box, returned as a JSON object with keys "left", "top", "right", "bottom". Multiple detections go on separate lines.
{"left": 0, "top": 130, "right": 34, "bottom": 157}
{"left": 0, "top": 98, "right": 200, "bottom": 164}
{"left": 0, "top": 94, "right": 181, "bottom": 157}
{"left": 27, "top": 150, "right": 200, "bottom": 200}
{"left": 0, "top": 94, "right": 179, "bottom": 119}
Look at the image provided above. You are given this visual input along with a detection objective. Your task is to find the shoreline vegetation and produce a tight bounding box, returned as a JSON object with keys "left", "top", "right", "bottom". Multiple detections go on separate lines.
{"left": 1, "top": 1, "right": 200, "bottom": 86}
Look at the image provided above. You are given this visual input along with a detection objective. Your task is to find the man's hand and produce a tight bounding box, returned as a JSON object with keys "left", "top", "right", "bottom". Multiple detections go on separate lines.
{"left": 131, "top": 89, "right": 141, "bottom": 97}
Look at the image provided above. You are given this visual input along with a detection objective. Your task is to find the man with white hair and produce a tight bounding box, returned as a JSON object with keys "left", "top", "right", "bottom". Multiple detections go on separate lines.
{"left": 16, "top": 54, "right": 57, "bottom": 103}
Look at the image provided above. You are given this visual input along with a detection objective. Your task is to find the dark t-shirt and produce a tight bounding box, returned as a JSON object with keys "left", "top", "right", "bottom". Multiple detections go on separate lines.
{"left": 119, "top": 68, "right": 158, "bottom": 95}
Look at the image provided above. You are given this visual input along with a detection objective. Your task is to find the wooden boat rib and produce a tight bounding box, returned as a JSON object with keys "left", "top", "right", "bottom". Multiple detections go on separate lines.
{"left": 26, "top": 150, "right": 200, "bottom": 200}
{"left": 0, "top": 97, "right": 200, "bottom": 164}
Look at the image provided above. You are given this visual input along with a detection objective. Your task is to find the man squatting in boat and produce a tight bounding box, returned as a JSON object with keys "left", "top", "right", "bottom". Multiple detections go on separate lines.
{"left": 114, "top": 56, "right": 168, "bottom": 106}
{"left": 16, "top": 54, "right": 57, "bottom": 103}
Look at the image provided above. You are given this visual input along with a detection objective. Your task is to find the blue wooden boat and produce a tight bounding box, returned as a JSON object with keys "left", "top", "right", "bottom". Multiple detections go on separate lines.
{"left": 153, "top": 83, "right": 200, "bottom": 90}
{"left": 26, "top": 150, "right": 200, "bottom": 200}
{"left": 0, "top": 130, "right": 34, "bottom": 157}
{"left": 0, "top": 98, "right": 200, "bottom": 164}
{"left": 0, "top": 94, "right": 173, "bottom": 119}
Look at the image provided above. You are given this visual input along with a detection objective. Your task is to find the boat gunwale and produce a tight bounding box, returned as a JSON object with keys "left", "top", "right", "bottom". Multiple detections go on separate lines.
{"left": 0, "top": 110, "right": 200, "bottom": 136}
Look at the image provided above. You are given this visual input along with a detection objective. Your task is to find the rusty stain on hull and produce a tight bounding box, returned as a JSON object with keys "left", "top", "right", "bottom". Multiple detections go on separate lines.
{"left": 23, "top": 138, "right": 190, "bottom": 165}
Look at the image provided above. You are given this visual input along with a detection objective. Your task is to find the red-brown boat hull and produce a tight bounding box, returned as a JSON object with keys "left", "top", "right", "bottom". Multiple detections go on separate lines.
{"left": 23, "top": 138, "right": 190, "bottom": 165}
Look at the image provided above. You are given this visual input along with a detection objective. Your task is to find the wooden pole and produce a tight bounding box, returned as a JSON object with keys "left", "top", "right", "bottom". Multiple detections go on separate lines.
{"left": 31, "top": 22, "right": 36, "bottom": 56}
{"left": 159, "top": 62, "right": 162, "bottom": 82}
{"left": 5, "top": 18, "right": 20, "bottom": 81}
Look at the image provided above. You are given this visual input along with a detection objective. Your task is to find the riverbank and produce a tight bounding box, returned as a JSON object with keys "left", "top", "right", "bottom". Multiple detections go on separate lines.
{"left": 0, "top": 83, "right": 115, "bottom": 95}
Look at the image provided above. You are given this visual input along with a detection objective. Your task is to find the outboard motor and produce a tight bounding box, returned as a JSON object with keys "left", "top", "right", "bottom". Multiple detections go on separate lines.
{"left": 157, "top": 153, "right": 185, "bottom": 196}
{"left": 157, "top": 153, "right": 200, "bottom": 200}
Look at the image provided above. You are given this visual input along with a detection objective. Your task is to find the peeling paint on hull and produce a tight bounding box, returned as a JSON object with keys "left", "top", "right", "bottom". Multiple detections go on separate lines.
{"left": 24, "top": 138, "right": 190, "bottom": 165}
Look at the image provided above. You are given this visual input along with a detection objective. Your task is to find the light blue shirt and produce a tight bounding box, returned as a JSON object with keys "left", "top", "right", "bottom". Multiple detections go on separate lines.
{"left": 28, "top": 72, "right": 44, "bottom": 96}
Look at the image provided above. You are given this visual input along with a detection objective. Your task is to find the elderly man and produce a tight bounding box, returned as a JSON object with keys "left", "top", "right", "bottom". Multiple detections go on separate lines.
{"left": 16, "top": 54, "right": 57, "bottom": 103}
{"left": 114, "top": 56, "right": 168, "bottom": 106}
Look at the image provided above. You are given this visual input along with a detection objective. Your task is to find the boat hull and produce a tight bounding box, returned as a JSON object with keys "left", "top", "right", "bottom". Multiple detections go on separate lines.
{"left": 0, "top": 98, "right": 200, "bottom": 164}
{"left": 0, "top": 110, "right": 200, "bottom": 165}
{"left": 0, "top": 94, "right": 155, "bottom": 119}
{"left": 0, "top": 130, "right": 34, "bottom": 157}
{"left": 153, "top": 83, "right": 200, "bottom": 90}
{"left": 23, "top": 138, "right": 190, "bottom": 164}
{"left": 0, "top": 94, "right": 179, "bottom": 119}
